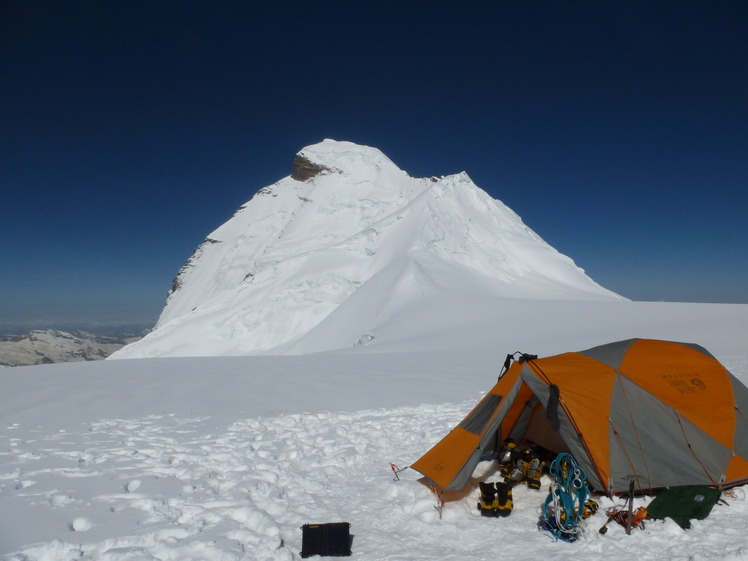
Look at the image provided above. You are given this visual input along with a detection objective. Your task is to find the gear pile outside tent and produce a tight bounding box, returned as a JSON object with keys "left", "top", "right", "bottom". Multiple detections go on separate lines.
{"left": 410, "top": 339, "right": 748, "bottom": 534}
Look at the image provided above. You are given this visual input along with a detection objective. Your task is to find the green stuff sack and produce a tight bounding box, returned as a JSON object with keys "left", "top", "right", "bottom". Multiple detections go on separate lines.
{"left": 646, "top": 486, "right": 721, "bottom": 529}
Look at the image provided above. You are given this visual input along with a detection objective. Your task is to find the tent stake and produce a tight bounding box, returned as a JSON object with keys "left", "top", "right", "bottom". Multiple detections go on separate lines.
{"left": 430, "top": 483, "right": 445, "bottom": 520}
{"left": 390, "top": 463, "right": 408, "bottom": 481}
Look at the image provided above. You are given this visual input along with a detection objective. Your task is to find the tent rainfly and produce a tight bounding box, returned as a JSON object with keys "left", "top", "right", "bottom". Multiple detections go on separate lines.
{"left": 411, "top": 339, "right": 748, "bottom": 496}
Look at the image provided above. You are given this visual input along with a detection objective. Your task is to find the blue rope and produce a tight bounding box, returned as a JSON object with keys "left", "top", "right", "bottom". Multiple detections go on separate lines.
{"left": 541, "top": 453, "right": 590, "bottom": 540}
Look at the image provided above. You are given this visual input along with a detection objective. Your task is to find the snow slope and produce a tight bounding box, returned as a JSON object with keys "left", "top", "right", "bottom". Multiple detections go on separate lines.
{"left": 112, "top": 140, "right": 622, "bottom": 359}
{"left": 2, "top": 300, "right": 748, "bottom": 560}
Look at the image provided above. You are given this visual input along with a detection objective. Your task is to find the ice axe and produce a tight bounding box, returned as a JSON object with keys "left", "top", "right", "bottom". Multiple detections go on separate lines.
{"left": 598, "top": 512, "right": 615, "bottom": 535}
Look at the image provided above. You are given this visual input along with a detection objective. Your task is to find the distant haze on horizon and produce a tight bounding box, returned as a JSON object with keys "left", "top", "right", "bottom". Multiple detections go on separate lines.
{"left": 2, "top": 1, "right": 747, "bottom": 333}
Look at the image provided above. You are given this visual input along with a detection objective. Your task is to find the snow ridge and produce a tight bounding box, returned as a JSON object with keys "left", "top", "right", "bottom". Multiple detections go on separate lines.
{"left": 112, "top": 140, "right": 622, "bottom": 358}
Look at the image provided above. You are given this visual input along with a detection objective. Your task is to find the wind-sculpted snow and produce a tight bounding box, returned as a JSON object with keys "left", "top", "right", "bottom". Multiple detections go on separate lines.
{"left": 4, "top": 403, "right": 748, "bottom": 561}
{"left": 113, "top": 140, "right": 621, "bottom": 358}
{"left": 0, "top": 403, "right": 453, "bottom": 560}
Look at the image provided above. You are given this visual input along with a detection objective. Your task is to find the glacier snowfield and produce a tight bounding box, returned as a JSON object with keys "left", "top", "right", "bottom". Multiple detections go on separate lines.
{"left": 3, "top": 298, "right": 748, "bottom": 560}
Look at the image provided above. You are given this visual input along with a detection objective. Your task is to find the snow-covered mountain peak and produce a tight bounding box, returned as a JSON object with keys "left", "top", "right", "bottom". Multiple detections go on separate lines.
{"left": 292, "top": 138, "right": 404, "bottom": 180}
{"left": 111, "top": 140, "right": 623, "bottom": 359}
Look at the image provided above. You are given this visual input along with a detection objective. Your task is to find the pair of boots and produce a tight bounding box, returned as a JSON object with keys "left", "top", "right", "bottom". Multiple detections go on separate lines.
{"left": 477, "top": 481, "right": 513, "bottom": 517}
{"left": 500, "top": 448, "right": 544, "bottom": 490}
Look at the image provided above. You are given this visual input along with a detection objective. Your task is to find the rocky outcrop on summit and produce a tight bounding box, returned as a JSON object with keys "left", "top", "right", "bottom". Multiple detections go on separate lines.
{"left": 112, "top": 139, "right": 623, "bottom": 359}
{"left": 291, "top": 154, "right": 333, "bottom": 181}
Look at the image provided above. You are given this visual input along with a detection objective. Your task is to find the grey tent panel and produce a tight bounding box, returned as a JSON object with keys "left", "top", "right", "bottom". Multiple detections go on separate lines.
{"left": 460, "top": 394, "right": 502, "bottom": 435}
{"left": 729, "top": 374, "right": 748, "bottom": 458}
{"left": 508, "top": 395, "right": 539, "bottom": 442}
{"left": 579, "top": 339, "right": 715, "bottom": 371}
{"left": 608, "top": 374, "right": 731, "bottom": 491}
{"left": 578, "top": 339, "right": 638, "bottom": 370}
{"left": 676, "top": 341, "right": 716, "bottom": 359}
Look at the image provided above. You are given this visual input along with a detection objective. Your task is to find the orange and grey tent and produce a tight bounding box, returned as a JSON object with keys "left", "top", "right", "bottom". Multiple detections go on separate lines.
{"left": 411, "top": 339, "right": 748, "bottom": 496}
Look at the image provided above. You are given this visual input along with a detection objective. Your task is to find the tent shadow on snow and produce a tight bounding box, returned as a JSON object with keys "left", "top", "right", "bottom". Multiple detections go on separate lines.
{"left": 415, "top": 455, "right": 511, "bottom": 505}
{"left": 412, "top": 338, "right": 748, "bottom": 498}
{"left": 414, "top": 474, "right": 483, "bottom": 504}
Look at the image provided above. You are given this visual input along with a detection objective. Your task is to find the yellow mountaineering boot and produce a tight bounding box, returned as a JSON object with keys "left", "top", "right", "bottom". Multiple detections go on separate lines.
{"left": 496, "top": 481, "right": 513, "bottom": 517}
{"left": 583, "top": 499, "right": 599, "bottom": 519}
{"left": 498, "top": 440, "right": 517, "bottom": 479}
{"left": 477, "top": 481, "right": 499, "bottom": 517}
{"left": 504, "top": 449, "right": 530, "bottom": 485}
{"left": 526, "top": 457, "right": 544, "bottom": 490}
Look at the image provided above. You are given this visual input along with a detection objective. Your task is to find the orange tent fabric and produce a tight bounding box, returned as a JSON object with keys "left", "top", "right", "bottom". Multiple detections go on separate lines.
{"left": 411, "top": 339, "right": 748, "bottom": 495}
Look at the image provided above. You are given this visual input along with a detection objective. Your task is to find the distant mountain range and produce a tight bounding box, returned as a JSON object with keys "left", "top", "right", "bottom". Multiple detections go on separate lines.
{"left": 112, "top": 139, "right": 622, "bottom": 359}
{"left": 0, "top": 330, "right": 143, "bottom": 367}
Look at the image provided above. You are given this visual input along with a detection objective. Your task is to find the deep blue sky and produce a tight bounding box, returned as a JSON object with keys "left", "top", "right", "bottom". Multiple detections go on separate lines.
{"left": 2, "top": 1, "right": 747, "bottom": 333}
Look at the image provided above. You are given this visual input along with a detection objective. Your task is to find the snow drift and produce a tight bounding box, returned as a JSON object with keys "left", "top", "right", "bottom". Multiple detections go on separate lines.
{"left": 112, "top": 139, "right": 622, "bottom": 359}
